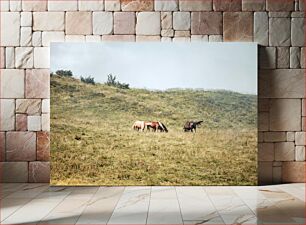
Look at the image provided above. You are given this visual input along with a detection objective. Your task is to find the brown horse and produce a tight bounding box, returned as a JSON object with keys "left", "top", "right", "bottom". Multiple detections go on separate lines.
{"left": 184, "top": 121, "right": 203, "bottom": 132}
{"left": 145, "top": 121, "right": 168, "bottom": 133}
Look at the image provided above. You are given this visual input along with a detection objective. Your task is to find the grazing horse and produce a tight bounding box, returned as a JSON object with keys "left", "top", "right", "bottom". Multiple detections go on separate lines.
{"left": 132, "top": 121, "right": 145, "bottom": 131}
{"left": 145, "top": 121, "right": 168, "bottom": 133}
{"left": 184, "top": 121, "right": 203, "bottom": 132}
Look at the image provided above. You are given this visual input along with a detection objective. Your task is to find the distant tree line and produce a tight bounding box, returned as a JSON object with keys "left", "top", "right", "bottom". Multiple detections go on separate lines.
{"left": 52, "top": 70, "right": 129, "bottom": 88}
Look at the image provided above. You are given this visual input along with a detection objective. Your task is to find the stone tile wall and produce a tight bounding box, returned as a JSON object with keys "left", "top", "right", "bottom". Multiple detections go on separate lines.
{"left": 0, "top": 0, "right": 305, "bottom": 184}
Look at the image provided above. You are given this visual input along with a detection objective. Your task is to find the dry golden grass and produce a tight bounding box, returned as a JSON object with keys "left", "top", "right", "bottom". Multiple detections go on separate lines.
{"left": 51, "top": 75, "right": 257, "bottom": 186}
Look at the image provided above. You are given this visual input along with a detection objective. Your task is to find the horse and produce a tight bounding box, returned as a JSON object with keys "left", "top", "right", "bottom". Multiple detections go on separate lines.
{"left": 145, "top": 121, "right": 168, "bottom": 133}
{"left": 132, "top": 121, "right": 146, "bottom": 131}
{"left": 184, "top": 121, "right": 203, "bottom": 132}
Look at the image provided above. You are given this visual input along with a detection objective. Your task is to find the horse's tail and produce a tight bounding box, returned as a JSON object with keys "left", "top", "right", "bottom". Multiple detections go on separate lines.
{"left": 132, "top": 122, "right": 136, "bottom": 129}
{"left": 159, "top": 122, "right": 168, "bottom": 133}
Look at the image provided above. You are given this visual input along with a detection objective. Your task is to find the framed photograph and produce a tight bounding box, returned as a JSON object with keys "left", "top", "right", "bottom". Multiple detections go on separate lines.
{"left": 50, "top": 42, "right": 257, "bottom": 186}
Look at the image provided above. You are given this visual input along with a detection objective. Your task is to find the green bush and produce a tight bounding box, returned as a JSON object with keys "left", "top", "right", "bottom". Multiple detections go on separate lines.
{"left": 56, "top": 70, "right": 73, "bottom": 77}
{"left": 81, "top": 76, "right": 95, "bottom": 85}
{"left": 106, "top": 74, "right": 129, "bottom": 89}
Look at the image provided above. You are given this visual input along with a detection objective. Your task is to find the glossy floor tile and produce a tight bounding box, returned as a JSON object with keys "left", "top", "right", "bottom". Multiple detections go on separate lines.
{"left": 0, "top": 183, "right": 304, "bottom": 224}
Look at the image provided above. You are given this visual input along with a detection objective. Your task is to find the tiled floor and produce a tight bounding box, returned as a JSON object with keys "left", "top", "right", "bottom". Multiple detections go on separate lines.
{"left": 0, "top": 183, "right": 305, "bottom": 224}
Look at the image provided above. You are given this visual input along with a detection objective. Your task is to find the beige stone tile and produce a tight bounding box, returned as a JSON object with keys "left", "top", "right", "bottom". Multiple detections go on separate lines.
{"left": 179, "top": 0, "right": 212, "bottom": 11}
{"left": 32, "top": 31, "right": 42, "bottom": 46}
{"left": 173, "top": 37, "right": 190, "bottom": 42}
{"left": 93, "top": 12, "right": 113, "bottom": 35}
{"left": 270, "top": 99, "right": 301, "bottom": 131}
{"left": 291, "top": 18, "right": 304, "bottom": 47}
{"left": 155, "top": 0, "right": 178, "bottom": 11}
{"left": 5, "top": 47, "right": 14, "bottom": 68}
{"left": 15, "top": 47, "right": 33, "bottom": 68}
{"left": 66, "top": 12, "right": 92, "bottom": 35}
{"left": 258, "top": 143, "right": 274, "bottom": 161}
{"left": 16, "top": 99, "right": 42, "bottom": 115}
{"left": 254, "top": 12, "right": 268, "bottom": 46}
{"left": 282, "top": 162, "right": 305, "bottom": 182}
{"left": 295, "top": 132, "right": 305, "bottom": 145}
{"left": 27, "top": 115, "right": 41, "bottom": 131}
{"left": 0, "top": 0, "right": 9, "bottom": 11}
{"left": 22, "top": 0, "right": 47, "bottom": 11}
{"left": 266, "top": 0, "right": 294, "bottom": 11}
{"left": 16, "top": 114, "right": 27, "bottom": 131}
{"left": 136, "top": 36, "right": 161, "bottom": 42}
{"left": 29, "top": 162, "right": 50, "bottom": 183}
{"left": 42, "top": 32, "right": 65, "bottom": 47}
{"left": 213, "top": 0, "right": 242, "bottom": 11}
{"left": 258, "top": 112, "right": 269, "bottom": 131}
{"left": 223, "top": 12, "right": 253, "bottom": 42}
{"left": 295, "top": 146, "right": 305, "bottom": 161}
{"left": 85, "top": 35, "right": 101, "bottom": 42}
{"left": 0, "top": 162, "right": 28, "bottom": 183}
{"left": 274, "top": 142, "right": 295, "bottom": 161}
{"left": 48, "top": 0, "right": 78, "bottom": 11}
{"left": 20, "top": 27, "right": 32, "bottom": 47}
{"left": 65, "top": 35, "right": 86, "bottom": 42}
{"left": 0, "top": 132, "right": 5, "bottom": 161}
{"left": 259, "top": 47, "right": 276, "bottom": 69}
{"left": 242, "top": 0, "right": 265, "bottom": 11}
{"left": 286, "top": 132, "right": 295, "bottom": 142}
{"left": 78, "top": 0, "right": 104, "bottom": 11}
{"left": 264, "top": 132, "right": 286, "bottom": 142}
{"left": 34, "top": 47, "right": 50, "bottom": 68}
{"left": 269, "top": 18, "right": 291, "bottom": 46}
{"left": 0, "top": 99, "right": 15, "bottom": 131}
{"left": 25, "top": 69, "right": 50, "bottom": 98}
{"left": 173, "top": 12, "right": 190, "bottom": 31}
{"left": 6, "top": 132, "right": 36, "bottom": 161}
{"left": 191, "top": 35, "right": 208, "bottom": 42}
{"left": 0, "top": 197, "right": 33, "bottom": 221}
{"left": 21, "top": 12, "right": 32, "bottom": 26}
{"left": 114, "top": 12, "right": 135, "bottom": 35}
{"left": 276, "top": 47, "right": 289, "bottom": 68}
{"left": 161, "top": 12, "right": 172, "bottom": 29}
{"left": 0, "top": 47, "right": 4, "bottom": 69}
{"left": 42, "top": 99, "right": 50, "bottom": 113}
{"left": 1, "top": 12, "right": 20, "bottom": 46}
{"left": 208, "top": 35, "right": 223, "bottom": 42}
{"left": 121, "top": 0, "right": 153, "bottom": 11}
{"left": 258, "top": 162, "right": 273, "bottom": 185}
{"left": 33, "top": 12, "right": 65, "bottom": 31}
{"left": 136, "top": 12, "right": 160, "bottom": 35}
{"left": 0, "top": 69, "right": 24, "bottom": 98}
{"left": 105, "top": 0, "right": 120, "bottom": 11}
{"left": 42, "top": 113, "right": 50, "bottom": 131}
{"left": 191, "top": 12, "right": 222, "bottom": 35}
{"left": 259, "top": 69, "right": 304, "bottom": 98}
{"left": 37, "top": 131, "right": 50, "bottom": 161}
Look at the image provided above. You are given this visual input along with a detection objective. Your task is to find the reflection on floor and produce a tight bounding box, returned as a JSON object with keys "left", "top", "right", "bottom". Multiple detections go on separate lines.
{"left": 0, "top": 183, "right": 305, "bottom": 224}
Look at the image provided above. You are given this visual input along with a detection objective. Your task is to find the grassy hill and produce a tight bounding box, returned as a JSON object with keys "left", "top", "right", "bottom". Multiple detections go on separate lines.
{"left": 51, "top": 75, "right": 257, "bottom": 186}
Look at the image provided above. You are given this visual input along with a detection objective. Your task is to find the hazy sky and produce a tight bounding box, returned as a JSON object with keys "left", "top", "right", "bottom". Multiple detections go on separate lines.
{"left": 51, "top": 42, "right": 257, "bottom": 94}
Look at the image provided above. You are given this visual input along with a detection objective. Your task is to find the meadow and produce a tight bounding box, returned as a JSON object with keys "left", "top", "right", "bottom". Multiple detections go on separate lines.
{"left": 50, "top": 75, "right": 257, "bottom": 186}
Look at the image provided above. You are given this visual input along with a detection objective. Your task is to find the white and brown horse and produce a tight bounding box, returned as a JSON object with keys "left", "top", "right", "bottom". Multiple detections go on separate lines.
{"left": 145, "top": 121, "right": 168, "bottom": 133}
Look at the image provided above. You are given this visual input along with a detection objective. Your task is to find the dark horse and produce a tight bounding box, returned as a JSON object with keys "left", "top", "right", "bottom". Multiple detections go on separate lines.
{"left": 184, "top": 121, "right": 203, "bottom": 132}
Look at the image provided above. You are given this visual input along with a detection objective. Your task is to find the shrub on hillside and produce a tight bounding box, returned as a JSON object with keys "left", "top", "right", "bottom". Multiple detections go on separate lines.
{"left": 56, "top": 70, "right": 73, "bottom": 77}
{"left": 81, "top": 76, "right": 95, "bottom": 85}
{"left": 106, "top": 74, "right": 129, "bottom": 89}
